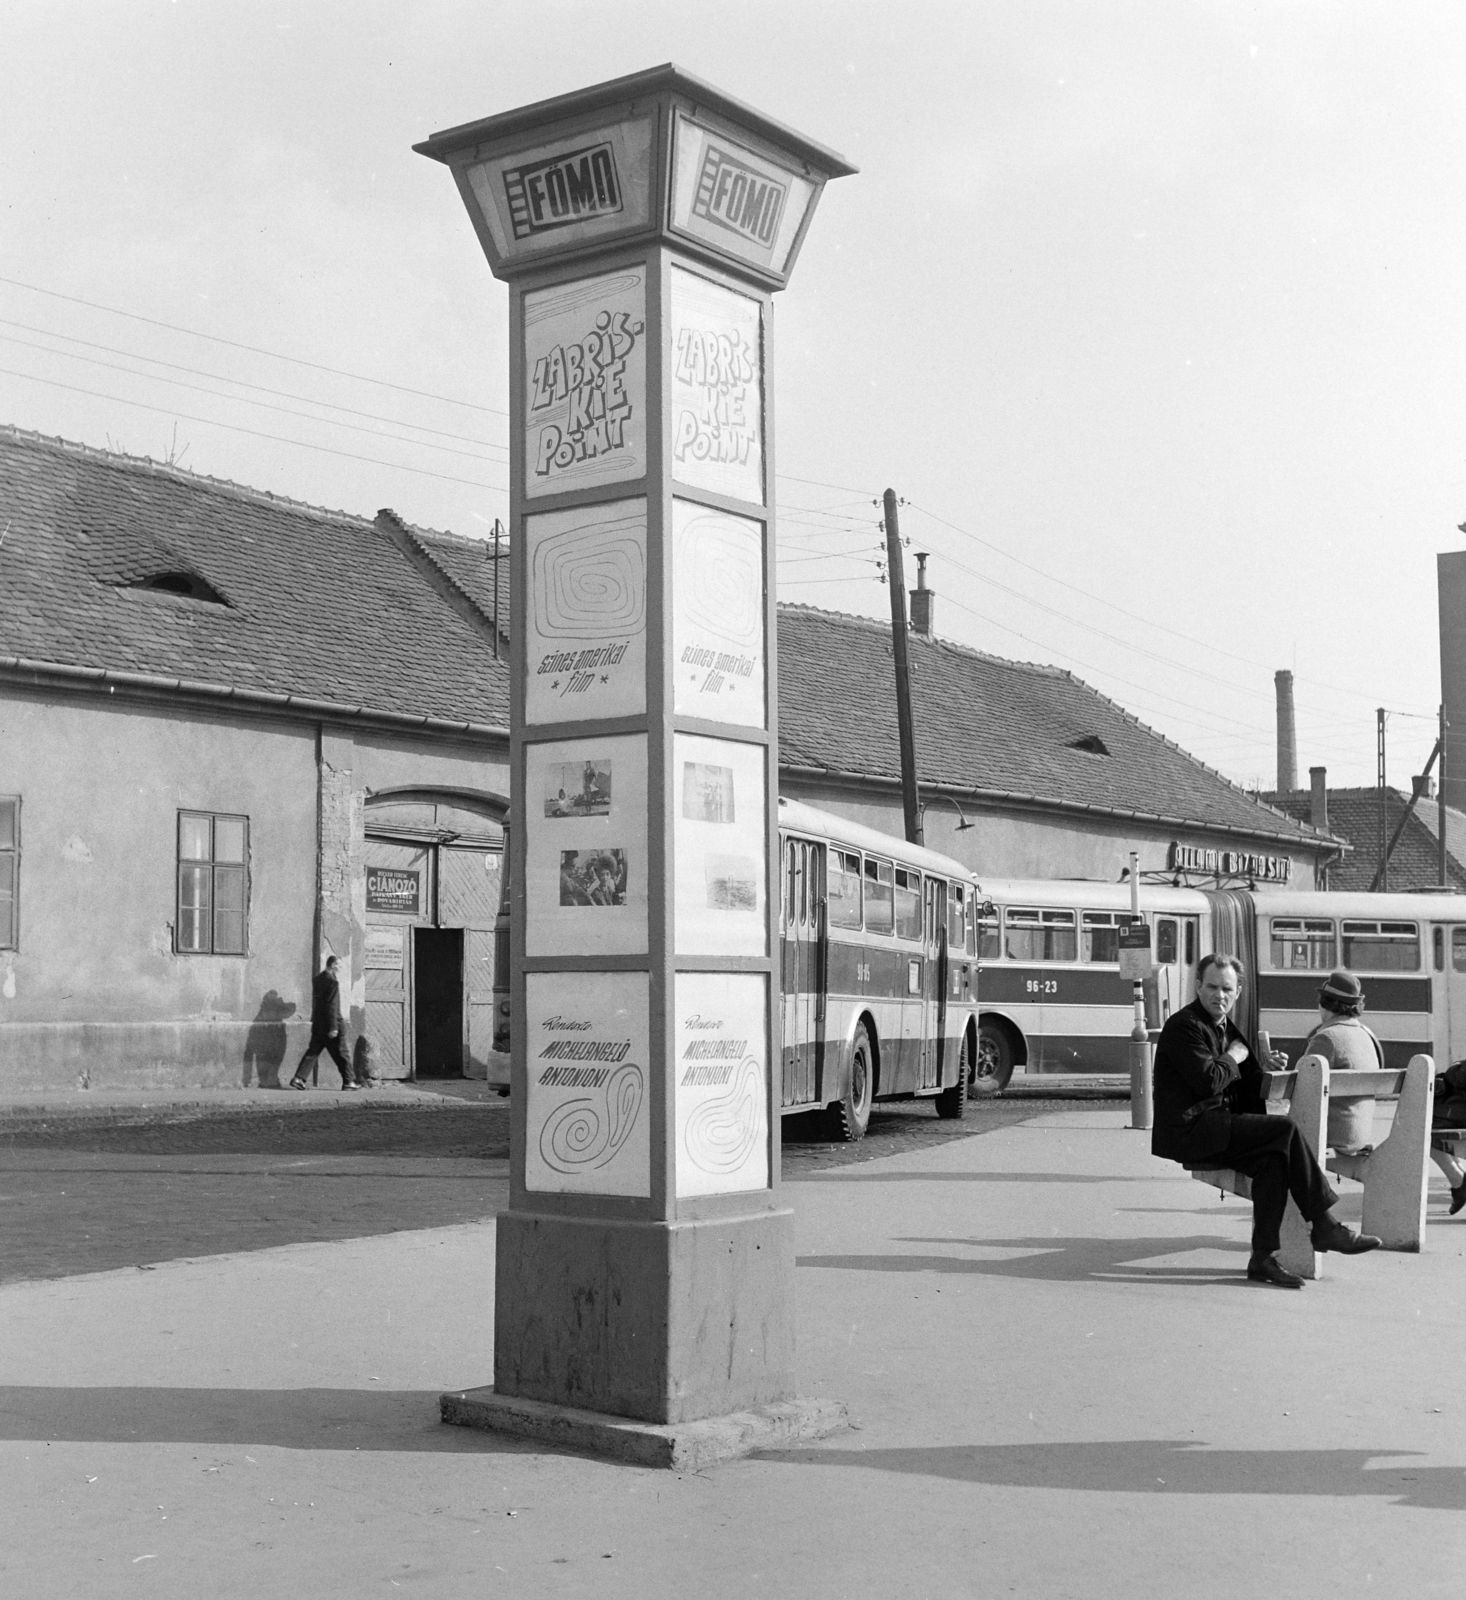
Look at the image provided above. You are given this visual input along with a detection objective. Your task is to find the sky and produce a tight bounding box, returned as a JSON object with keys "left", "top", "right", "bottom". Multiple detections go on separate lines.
{"left": 4, "top": 1, "right": 1463, "bottom": 792}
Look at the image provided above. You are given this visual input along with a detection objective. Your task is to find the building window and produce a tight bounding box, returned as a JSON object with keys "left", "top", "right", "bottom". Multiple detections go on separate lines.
{"left": 177, "top": 811, "right": 249, "bottom": 955}
{"left": 0, "top": 797, "right": 17, "bottom": 949}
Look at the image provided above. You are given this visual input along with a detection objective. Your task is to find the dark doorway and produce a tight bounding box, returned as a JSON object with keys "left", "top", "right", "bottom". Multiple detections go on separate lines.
{"left": 413, "top": 927, "right": 464, "bottom": 1077}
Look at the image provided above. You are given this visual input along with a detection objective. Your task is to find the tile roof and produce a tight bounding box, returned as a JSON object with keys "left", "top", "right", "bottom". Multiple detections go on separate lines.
{"left": 778, "top": 605, "right": 1331, "bottom": 848}
{"left": 1261, "top": 786, "right": 1466, "bottom": 891}
{"left": 0, "top": 425, "right": 510, "bottom": 729}
{"left": 0, "top": 424, "right": 1332, "bottom": 851}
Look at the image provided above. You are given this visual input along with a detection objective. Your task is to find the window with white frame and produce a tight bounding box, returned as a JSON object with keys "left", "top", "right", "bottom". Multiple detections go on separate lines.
{"left": 177, "top": 811, "right": 249, "bottom": 955}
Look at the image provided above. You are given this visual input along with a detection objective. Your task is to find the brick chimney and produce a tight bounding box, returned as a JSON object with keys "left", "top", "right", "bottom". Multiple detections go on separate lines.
{"left": 1309, "top": 765, "right": 1329, "bottom": 831}
{"left": 1276, "top": 670, "right": 1298, "bottom": 793}
{"left": 910, "top": 552, "right": 934, "bottom": 640}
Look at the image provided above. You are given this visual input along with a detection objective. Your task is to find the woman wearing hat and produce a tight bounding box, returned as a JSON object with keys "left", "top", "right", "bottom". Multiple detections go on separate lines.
{"left": 1302, "top": 970, "right": 1384, "bottom": 1154}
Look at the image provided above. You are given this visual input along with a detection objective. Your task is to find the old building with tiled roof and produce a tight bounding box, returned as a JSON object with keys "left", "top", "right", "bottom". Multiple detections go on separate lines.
{"left": 1261, "top": 782, "right": 1466, "bottom": 893}
{"left": 1, "top": 426, "right": 1342, "bottom": 1089}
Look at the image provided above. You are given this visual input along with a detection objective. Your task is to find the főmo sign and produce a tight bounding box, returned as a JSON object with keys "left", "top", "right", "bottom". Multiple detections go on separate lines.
{"left": 692, "top": 143, "right": 786, "bottom": 247}
{"left": 504, "top": 142, "right": 622, "bottom": 239}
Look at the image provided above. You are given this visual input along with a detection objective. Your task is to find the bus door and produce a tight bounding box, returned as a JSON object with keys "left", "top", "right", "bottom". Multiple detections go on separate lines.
{"left": 1431, "top": 923, "right": 1466, "bottom": 1064}
{"left": 1152, "top": 915, "right": 1199, "bottom": 1023}
{"left": 780, "top": 838, "right": 823, "bottom": 1106}
{"left": 920, "top": 877, "right": 946, "bottom": 1089}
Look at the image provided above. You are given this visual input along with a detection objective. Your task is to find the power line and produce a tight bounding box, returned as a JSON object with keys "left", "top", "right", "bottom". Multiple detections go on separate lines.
{"left": 0, "top": 365, "right": 510, "bottom": 495}
{"left": 0, "top": 315, "right": 508, "bottom": 449}
{"left": 0, "top": 333, "right": 509, "bottom": 465}
{"left": 0, "top": 272, "right": 509, "bottom": 418}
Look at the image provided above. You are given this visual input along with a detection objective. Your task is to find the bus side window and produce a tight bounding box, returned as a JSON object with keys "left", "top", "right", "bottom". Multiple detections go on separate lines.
{"left": 949, "top": 883, "right": 965, "bottom": 950}
{"left": 1156, "top": 919, "right": 1178, "bottom": 965}
{"left": 893, "top": 866, "right": 922, "bottom": 940}
{"left": 978, "top": 905, "right": 1001, "bottom": 961}
{"left": 1452, "top": 927, "right": 1466, "bottom": 973}
{"left": 1435, "top": 926, "right": 1445, "bottom": 972}
{"left": 828, "top": 850, "right": 863, "bottom": 929}
{"left": 784, "top": 843, "right": 795, "bottom": 933}
{"left": 864, "top": 858, "right": 895, "bottom": 935}
{"left": 1184, "top": 921, "right": 1196, "bottom": 967}
{"left": 966, "top": 891, "right": 977, "bottom": 957}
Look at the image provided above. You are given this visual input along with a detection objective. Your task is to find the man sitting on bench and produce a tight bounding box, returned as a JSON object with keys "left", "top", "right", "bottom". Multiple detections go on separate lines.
{"left": 1153, "top": 953, "right": 1381, "bottom": 1289}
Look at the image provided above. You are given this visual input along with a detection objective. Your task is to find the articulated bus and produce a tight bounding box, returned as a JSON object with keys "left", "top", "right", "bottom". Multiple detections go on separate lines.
{"left": 490, "top": 798, "right": 981, "bottom": 1141}
{"left": 973, "top": 878, "right": 1466, "bottom": 1087}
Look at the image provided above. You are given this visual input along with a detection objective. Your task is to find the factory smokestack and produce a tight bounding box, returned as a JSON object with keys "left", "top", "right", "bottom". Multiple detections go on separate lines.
{"left": 1275, "top": 670, "right": 1298, "bottom": 794}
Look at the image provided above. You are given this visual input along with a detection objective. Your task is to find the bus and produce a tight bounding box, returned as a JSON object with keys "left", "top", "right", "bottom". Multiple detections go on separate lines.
{"left": 490, "top": 798, "right": 982, "bottom": 1140}
{"left": 972, "top": 878, "right": 1466, "bottom": 1087}
{"left": 779, "top": 798, "right": 980, "bottom": 1139}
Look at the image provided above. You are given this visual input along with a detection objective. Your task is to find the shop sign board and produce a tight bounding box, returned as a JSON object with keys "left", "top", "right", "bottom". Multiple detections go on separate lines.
{"left": 366, "top": 867, "right": 420, "bottom": 916}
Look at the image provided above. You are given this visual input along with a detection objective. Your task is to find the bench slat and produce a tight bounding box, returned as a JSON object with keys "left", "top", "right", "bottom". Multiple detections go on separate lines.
{"left": 1262, "top": 1068, "right": 1407, "bottom": 1101}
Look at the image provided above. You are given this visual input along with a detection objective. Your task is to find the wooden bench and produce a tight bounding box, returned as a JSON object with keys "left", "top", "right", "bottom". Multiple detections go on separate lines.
{"left": 1187, "top": 1054, "right": 1436, "bottom": 1276}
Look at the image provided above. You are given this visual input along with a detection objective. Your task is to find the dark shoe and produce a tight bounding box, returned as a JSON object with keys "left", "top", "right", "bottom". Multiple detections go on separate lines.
{"left": 288, "top": 1079, "right": 307, "bottom": 1091}
{"left": 1450, "top": 1183, "right": 1466, "bottom": 1216}
{"left": 1247, "top": 1252, "right": 1304, "bottom": 1289}
{"left": 1311, "top": 1216, "right": 1381, "bottom": 1254}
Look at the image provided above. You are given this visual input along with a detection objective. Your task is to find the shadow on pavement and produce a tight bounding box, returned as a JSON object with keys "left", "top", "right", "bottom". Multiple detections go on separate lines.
{"left": 787, "top": 1170, "right": 1157, "bottom": 1185}
{"left": 797, "top": 1233, "right": 1251, "bottom": 1284}
{"left": 0, "top": 1385, "right": 530, "bottom": 1455}
{"left": 751, "top": 1439, "right": 1466, "bottom": 1511}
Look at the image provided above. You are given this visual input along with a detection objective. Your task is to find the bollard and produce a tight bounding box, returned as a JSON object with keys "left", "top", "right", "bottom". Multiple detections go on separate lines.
{"left": 1129, "top": 1017, "right": 1153, "bottom": 1130}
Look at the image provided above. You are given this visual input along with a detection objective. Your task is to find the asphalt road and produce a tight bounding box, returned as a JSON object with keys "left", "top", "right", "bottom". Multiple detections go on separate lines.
{"left": 0, "top": 1097, "right": 1067, "bottom": 1286}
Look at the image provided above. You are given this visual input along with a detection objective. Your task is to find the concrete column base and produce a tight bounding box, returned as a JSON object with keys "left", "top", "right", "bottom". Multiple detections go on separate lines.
{"left": 492, "top": 1208, "right": 797, "bottom": 1424}
{"left": 440, "top": 1386, "right": 848, "bottom": 1470}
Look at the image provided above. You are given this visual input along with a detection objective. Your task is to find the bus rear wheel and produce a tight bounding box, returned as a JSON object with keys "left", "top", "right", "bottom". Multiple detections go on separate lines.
{"left": 934, "top": 1030, "right": 970, "bottom": 1119}
{"left": 825, "top": 1023, "right": 874, "bottom": 1142}
{"left": 971, "top": 1022, "right": 1014, "bottom": 1096}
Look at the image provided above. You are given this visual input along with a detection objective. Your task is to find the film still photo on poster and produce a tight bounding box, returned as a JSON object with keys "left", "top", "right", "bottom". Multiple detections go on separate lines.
{"left": 672, "top": 499, "right": 765, "bottom": 729}
{"left": 525, "top": 498, "right": 647, "bottom": 725}
{"left": 674, "top": 970, "right": 769, "bottom": 1198}
{"left": 525, "top": 734, "right": 648, "bottom": 957}
{"left": 545, "top": 758, "right": 612, "bottom": 818}
{"left": 524, "top": 970, "right": 650, "bottom": 1198}
{"left": 674, "top": 733, "right": 765, "bottom": 957}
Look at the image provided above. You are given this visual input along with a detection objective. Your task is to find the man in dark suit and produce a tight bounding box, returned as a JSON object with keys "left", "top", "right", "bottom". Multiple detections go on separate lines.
{"left": 289, "top": 955, "right": 359, "bottom": 1091}
{"left": 1152, "top": 953, "right": 1379, "bottom": 1288}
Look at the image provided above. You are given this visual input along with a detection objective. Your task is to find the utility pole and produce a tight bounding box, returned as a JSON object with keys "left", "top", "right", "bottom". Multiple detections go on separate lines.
{"left": 883, "top": 488, "right": 922, "bottom": 846}
{"left": 1377, "top": 708, "right": 1388, "bottom": 893}
{"left": 1441, "top": 703, "right": 1449, "bottom": 888}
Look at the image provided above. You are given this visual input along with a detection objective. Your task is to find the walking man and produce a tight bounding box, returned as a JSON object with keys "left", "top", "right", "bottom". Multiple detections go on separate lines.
{"left": 289, "top": 955, "right": 358, "bottom": 1091}
{"left": 1152, "top": 953, "right": 1380, "bottom": 1288}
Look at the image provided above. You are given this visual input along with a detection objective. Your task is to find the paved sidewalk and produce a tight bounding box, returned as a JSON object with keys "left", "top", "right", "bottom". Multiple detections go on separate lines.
{"left": 3, "top": 1107, "right": 1462, "bottom": 1598}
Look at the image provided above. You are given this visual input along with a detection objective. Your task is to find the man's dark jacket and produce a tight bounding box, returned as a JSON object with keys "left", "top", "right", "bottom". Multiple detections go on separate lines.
{"left": 310, "top": 967, "right": 342, "bottom": 1035}
{"left": 1151, "top": 997, "right": 1266, "bottom": 1163}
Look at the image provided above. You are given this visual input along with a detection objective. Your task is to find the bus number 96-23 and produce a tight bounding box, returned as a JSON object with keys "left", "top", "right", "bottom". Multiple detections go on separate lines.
{"left": 1025, "top": 979, "right": 1058, "bottom": 996}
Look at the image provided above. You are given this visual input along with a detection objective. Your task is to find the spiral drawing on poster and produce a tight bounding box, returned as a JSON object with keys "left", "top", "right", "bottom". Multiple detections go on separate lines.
{"left": 539, "top": 1062, "right": 645, "bottom": 1173}
{"left": 534, "top": 515, "right": 646, "bottom": 640}
{"left": 683, "top": 1055, "right": 763, "bottom": 1174}
{"left": 676, "top": 512, "right": 761, "bottom": 647}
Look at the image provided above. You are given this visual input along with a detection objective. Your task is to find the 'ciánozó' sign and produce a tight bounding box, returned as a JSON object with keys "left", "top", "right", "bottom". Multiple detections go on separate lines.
{"left": 366, "top": 867, "right": 421, "bottom": 915}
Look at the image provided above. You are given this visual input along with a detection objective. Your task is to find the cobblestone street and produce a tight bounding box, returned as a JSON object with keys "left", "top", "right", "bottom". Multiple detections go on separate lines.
{"left": 0, "top": 1097, "right": 1063, "bottom": 1285}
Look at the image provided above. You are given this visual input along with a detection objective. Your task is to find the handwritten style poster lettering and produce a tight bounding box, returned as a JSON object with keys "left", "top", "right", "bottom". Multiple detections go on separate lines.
{"left": 524, "top": 268, "right": 647, "bottom": 498}
{"left": 525, "top": 498, "right": 647, "bottom": 725}
{"left": 671, "top": 498, "right": 765, "bottom": 728}
{"left": 669, "top": 267, "right": 763, "bottom": 504}
{"left": 525, "top": 971, "right": 650, "bottom": 1197}
{"left": 674, "top": 972, "right": 768, "bottom": 1198}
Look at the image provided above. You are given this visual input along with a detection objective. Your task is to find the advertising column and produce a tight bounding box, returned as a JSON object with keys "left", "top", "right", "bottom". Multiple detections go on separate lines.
{"left": 417, "top": 67, "right": 854, "bottom": 1457}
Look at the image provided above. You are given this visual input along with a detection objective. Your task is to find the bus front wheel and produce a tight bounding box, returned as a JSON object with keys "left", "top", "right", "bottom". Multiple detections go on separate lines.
{"left": 825, "top": 1023, "right": 874, "bottom": 1142}
{"left": 971, "top": 1022, "right": 1014, "bottom": 1095}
